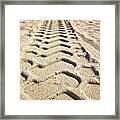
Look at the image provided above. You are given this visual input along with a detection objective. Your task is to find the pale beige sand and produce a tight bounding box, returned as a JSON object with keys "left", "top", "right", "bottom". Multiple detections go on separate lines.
{"left": 20, "top": 20, "right": 100, "bottom": 100}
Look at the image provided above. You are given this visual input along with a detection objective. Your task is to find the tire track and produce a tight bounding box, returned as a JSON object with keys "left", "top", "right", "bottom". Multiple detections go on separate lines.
{"left": 20, "top": 20, "right": 100, "bottom": 100}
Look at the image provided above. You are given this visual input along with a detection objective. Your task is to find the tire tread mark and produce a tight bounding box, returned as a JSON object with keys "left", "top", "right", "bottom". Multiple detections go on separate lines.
{"left": 63, "top": 90, "right": 83, "bottom": 100}
{"left": 39, "top": 50, "right": 73, "bottom": 57}
{"left": 61, "top": 71, "right": 81, "bottom": 84}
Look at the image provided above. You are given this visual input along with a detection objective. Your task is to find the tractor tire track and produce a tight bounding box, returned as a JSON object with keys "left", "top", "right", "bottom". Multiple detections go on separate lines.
{"left": 20, "top": 20, "right": 100, "bottom": 100}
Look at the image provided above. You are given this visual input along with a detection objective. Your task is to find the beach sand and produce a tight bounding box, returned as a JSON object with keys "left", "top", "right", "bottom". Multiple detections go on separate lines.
{"left": 20, "top": 20, "right": 100, "bottom": 100}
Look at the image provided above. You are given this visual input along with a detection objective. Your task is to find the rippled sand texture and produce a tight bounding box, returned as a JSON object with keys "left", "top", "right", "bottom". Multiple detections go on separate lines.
{"left": 20, "top": 20, "right": 100, "bottom": 100}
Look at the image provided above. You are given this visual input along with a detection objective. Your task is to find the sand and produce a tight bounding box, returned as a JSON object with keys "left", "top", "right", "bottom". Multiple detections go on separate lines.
{"left": 20, "top": 20, "right": 100, "bottom": 100}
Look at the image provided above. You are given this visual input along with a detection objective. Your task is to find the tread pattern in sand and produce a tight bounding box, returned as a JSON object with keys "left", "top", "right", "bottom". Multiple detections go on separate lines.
{"left": 20, "top": 20, "right": 100, "bottom": 100}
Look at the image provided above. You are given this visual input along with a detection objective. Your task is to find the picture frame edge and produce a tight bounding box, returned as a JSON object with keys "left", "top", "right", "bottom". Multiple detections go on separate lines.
{"left": 0, "top": 0, "right": 119, "bottom": 119}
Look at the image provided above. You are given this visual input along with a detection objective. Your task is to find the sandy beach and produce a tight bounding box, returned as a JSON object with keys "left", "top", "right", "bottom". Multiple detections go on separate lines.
{"left": 20, "top": 20, "right": 100, "bottom": 100}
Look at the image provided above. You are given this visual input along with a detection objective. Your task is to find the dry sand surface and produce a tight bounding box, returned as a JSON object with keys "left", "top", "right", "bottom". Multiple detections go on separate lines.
{"left": 20, "top": 20, "right": 100, "bottom": 100}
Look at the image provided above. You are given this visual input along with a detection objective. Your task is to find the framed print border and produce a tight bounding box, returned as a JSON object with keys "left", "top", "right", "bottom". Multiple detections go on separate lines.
{"left": 0, "top": 0, "right": 119, "bottom": 119}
